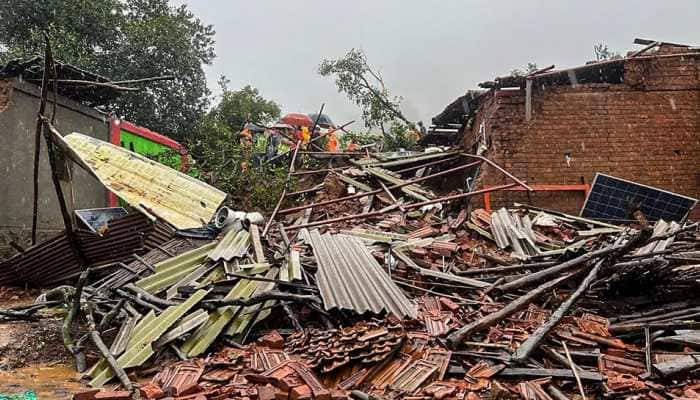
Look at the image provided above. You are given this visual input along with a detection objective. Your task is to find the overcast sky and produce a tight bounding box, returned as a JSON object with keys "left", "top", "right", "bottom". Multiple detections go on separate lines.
{"left": 172, "top": 0, "right": 700, "bottom": 127}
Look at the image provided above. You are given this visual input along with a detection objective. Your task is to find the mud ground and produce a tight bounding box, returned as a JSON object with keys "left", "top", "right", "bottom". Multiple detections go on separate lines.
{"left": 0, "top": 288, "right": 88, "bottom": 399}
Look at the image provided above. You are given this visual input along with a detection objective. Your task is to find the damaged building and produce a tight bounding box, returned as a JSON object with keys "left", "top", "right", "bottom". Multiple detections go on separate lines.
{"left": 0, "top": 57, "right": 186, "bottom": 259}
{"left": 434, "top": 40, "right": 700, "bottom": 220}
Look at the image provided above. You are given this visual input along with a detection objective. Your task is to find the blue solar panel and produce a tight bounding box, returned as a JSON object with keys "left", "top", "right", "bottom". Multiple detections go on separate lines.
{"left": 581, "top": 174, "right": 697, "bottom": 222}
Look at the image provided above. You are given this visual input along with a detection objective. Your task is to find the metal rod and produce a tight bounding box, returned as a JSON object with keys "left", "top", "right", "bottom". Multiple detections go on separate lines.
{"left": 285, "top": 183, "right": 517, "bottom": 230}
{"left": 394, "top": 155, "right": 461, "bottom": 174}
{"left": 299, "top": 151, "right": 360, "bottom": 156}
{"left": 262, "top": 140, "right": 302, "bottom": 237}
{"left": 279, "top": 160, "right": 482, "bottom": 215}
{"left": 286, "top": 185, "right": 323, "bottom": 197}
{"left": 460, "top": 153, "right": 533, "bottom": 191}
{"left": 291, "top": 167, "right": 346, "bottom": 176}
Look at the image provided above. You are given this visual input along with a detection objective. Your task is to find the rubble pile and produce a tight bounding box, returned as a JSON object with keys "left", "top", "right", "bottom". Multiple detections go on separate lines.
{"left": 0, "top": 132, "right": 699, "bottom": 400}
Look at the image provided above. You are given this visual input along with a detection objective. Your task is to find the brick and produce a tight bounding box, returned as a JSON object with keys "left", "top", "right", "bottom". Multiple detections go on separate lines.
{"left": 275, "top": 389, "right": 290, "bottom": 400}
{"left": 94, "top": 391, "right": 131, "bottom": 400}
{"left": 465, "top": 66, "right": 700, "bottom": 219}
{"left": 290, "top": 385, "right": 313, "bottom": 400}
{"left": 260, "top": 330, "right": 285, "bottom": 349}
{"left": 331, "top": 390, "right": 349, "bottom": 400}
{"left": 139, "top": 382, "right": 165, "bottom": 399}
{"left": 72, "top": 389, "right": 100, "bottom": 400}
{"left": 257, "top": 385, "right": 277, "bottom": 400}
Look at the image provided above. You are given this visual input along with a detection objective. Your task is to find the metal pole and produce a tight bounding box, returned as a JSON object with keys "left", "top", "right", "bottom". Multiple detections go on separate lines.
{"left": 262, "top": 140, "right": 302, "bottom": 237}
{"left": 285, "top": 183, "right": 517, "bottom": 230}
{"left": 460, "top": 153, "right": 533, "bottom": 191}
{"left": 394, "top": 155, "right": 461, "bottom": 174}
{"left": 278, "top": 160, "right": 482, "bottom": 215}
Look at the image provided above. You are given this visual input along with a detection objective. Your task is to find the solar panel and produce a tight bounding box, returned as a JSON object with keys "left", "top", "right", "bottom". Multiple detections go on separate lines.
{"left": 581, "top": 173, "right": 697, "bottom": 222}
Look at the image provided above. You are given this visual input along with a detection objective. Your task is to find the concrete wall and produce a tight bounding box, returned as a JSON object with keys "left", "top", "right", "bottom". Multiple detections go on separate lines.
{"left": 0, "top": 78, "right": 110, "bottom": 258}
{"left": 464, "top": 53, "right": 700, "bottom": 219}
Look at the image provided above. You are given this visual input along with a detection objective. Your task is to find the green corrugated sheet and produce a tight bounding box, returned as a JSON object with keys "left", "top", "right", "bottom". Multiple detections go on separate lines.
{"left": 280, "top": 250, "right": 301, "bottom": 282}
{"left": 135, "top": 242, "right": 216, "bottom": 294}
{"left": 224, "top": 268, "right": 277, "bottom": 337}
{"left": 180, "top": 279, "right": 259, "bottom": 357}
{"left": 88, "top": 289, "right": 210, "bottom": 387}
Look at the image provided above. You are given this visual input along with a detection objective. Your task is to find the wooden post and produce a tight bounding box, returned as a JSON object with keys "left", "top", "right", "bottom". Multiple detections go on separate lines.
{"left": 30, "top": 36, "right": 53, "bottom": 245}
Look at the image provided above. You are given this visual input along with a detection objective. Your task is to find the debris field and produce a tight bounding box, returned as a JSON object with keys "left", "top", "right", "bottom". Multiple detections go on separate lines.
{"left": 1, "top": 126, "right": 699, "bottom": 400}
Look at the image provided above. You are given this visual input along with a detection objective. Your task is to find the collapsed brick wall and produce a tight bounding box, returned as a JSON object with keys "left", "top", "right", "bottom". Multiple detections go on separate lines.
{"left": 465, "top": 54, "right": 700, "bottom": 219}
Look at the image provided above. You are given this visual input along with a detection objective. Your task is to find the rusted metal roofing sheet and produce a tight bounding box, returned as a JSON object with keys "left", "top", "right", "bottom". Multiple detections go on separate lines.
{"left": 60, "top": 133, "right": 226, "bottom": 230}
{"left": 76, "top": 212, "right": 173, "bottom": 266}
{"left": 309, "top": 230, "right": 416, "bottom": 319}
{"left": 0, "top": 232, "right": 80, "bottom": 287}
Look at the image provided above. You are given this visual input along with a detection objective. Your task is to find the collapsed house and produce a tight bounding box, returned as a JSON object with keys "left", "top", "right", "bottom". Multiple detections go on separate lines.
{"left": 1, "top": 41, "right": 699, "bottom": 400}
{"left": 433, "top": 40, "right": 700, "bottom": 220}
{"left": 0, "top": 57, "right": 186, "bottom": 259}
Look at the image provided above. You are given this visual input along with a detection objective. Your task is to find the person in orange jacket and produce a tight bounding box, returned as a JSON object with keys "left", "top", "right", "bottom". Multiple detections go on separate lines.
{"left": 346, "top": 140, "right": 359, "bottom": 152}
{"left": 325, "top": 131, "right": 338, "bottom": 152}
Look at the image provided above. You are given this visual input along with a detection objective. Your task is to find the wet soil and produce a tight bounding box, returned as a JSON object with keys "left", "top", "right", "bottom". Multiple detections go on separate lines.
{"left": 0, "top": 364, "right": 84, "bottom": 399}
{"left": 0, "top": 288, "right": 88, "bottom": 398}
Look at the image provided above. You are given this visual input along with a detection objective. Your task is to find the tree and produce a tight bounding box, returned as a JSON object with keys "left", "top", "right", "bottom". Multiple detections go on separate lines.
{"left": 181, "top": 82, "right": 287, "bottom": 212}
{"left": 594, "top": 43, "right": 622, "bottom": 61}
{"left": 0, "top": 0, "right": 215, "bottom": 143}
{"left": 319, "top": 49, "right": 413, "bottom": 130}
{"left": 209, "top": 77, "right": 281, "bottom": 132}
{"left": 510, "top": 62, "right": 539, "bottom": 77}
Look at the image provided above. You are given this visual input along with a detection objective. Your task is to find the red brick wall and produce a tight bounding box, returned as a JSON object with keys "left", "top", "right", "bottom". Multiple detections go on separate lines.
{"left": 465, "top": 54, "right": 700, "bottom": 220}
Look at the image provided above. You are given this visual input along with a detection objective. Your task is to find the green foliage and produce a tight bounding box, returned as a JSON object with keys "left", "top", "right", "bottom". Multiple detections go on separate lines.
{"left": 184, "top": 88, "right": 290, "bottom": 213}
{"left": 382, "top": 122, "right": 418, "bottom": 152}
{"left": 339, "top": 130, "right": 381, "bottom": 149}
{"left": 210, "top": 78, "right": 281, "bottom": 132}
{"left": 340, "top": 123, "right": 417, "bottom": 153}
{"left": 0, "top": 0, "right": 215, "bottom": 143}
{"left": 594, "top": 43, "right": 622, "bottom": 61}
{"left": 319, "top": 49, "right": 412, "bottom": 130}
{"left": 510, "top": 62, "right": 539, "bottom": 77}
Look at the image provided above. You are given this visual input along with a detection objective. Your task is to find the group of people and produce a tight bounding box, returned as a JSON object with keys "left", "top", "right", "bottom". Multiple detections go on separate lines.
{"left": 238, "top": 122, "right": 349, "bottom": 167}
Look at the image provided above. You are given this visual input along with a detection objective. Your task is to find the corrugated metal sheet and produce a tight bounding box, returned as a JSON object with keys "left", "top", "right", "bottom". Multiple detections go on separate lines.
{"left": 364, "top": 166, "right": 433, "bottom": 201}
{"left": 208, "top": 229, "right": 250, "bottom": 262}
{"left": 61, "top": 133, "right": 226, "bottom": 230}
{"left": 96, "top": 237, "right": 205, "bottom": 290}
{"left": 0, "top": 212, "right": 176, "bottom": 288}
{"left": 76, "top": 212, "right": 173, "bottom": 266}
{"left": 135, "top": 242, "right": 217, "bottom": 294}
{"left": 0, "top": 233, "right": 80, "bottom": 287}
{"left": 309, "top": 230, "right": 416, "bottom": 319}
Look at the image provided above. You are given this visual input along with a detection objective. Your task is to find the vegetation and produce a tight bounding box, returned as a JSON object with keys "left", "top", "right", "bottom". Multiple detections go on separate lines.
{"left": 0, "top": 0, "right": 215, "bottom": 143}
{"left": 340, "top": 123, "right": 418, "bottom": 153}
{"left": 319, "top": 49, "right": 417, "bottom": 151}
{"left": 185, "top": 83, "right": 291, "bottom": 212}
{"left": 211, "top": 77, "right": 281, "bottom": 132}
{"left": 510, "top": 62, "right": 539, "bottom": 77}
{"left": 594, "top": 43, "right": 622, "bottom": 61}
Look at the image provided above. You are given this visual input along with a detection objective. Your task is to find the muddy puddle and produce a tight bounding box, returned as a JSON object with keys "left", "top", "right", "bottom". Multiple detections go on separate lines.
{"left": 0, "top": 364, "right": 85, "bottom": 399}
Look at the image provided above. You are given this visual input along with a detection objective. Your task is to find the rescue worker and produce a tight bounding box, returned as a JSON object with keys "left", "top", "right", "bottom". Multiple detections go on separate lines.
{"left": 239, "top": 127, "right": 253, "bottom": 148}
{"left": 325, "top": 130, "right": 338, "bottom": 152}
{"left": 346, "top": 139, "right": 360, "bottom": 152}
{"left": 299, "top": 126, "right": 310, "bottom": 144}
{"left": 251, "top": 129, "right": 268, "bottom": 167}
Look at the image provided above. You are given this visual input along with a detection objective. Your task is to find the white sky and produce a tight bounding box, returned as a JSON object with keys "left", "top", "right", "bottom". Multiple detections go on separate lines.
{"left": 172, "top": 0, "right": 700, "bottom": 127}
